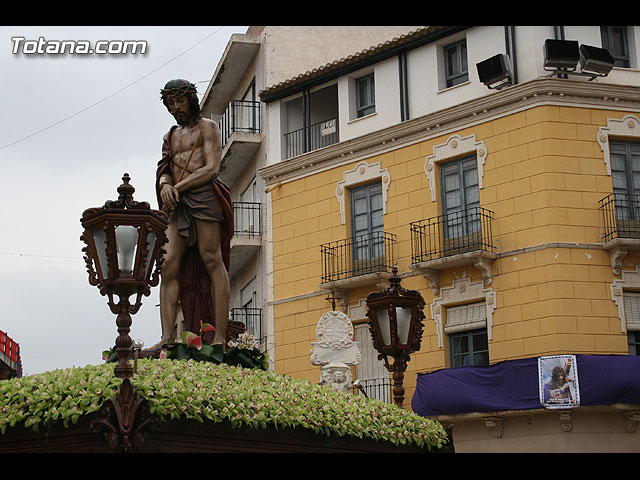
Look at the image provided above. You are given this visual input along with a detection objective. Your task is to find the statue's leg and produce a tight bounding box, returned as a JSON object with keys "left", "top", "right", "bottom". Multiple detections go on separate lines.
{"left": 195, "top": 219, "right": 229, "bottom": 345}
{"left": 153, "top": 218, "right": 186, "bottom": 350}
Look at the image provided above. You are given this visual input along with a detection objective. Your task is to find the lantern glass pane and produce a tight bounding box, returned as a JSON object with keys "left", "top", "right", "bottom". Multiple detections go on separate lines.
{"left": 396, "top": 306, "right": 412, "bottom": 345}
{"left": 115, "top": 225, "right": 139, "bottom": 275}
{"left": 92, "top": 229, "right": 108, "bottom": 278}
{"left": 144, "top": 231, "right": 158, "bottom": 277}
{"left": 376, "top": 307, "right": 391, "bottom": 346}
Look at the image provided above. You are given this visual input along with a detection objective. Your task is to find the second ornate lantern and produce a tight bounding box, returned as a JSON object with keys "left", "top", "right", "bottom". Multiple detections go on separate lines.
{"left": 366, "top": 267, "right": 426, "bottom": 407}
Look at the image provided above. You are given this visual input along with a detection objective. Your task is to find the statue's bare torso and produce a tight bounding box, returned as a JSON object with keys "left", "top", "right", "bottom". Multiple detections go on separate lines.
{"left": 169, "top": 120, "right": 210, "bottom": 181}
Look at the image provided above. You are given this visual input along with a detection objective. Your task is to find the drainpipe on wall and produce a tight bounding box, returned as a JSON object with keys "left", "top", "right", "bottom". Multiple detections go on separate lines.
{"left": 504, "top": 26, "right": 518, "bottom": 85}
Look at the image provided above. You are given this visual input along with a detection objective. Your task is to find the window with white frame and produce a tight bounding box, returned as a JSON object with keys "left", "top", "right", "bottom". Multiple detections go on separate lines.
{"left": 444, "top": 39, "right": 468, "bottom": 88}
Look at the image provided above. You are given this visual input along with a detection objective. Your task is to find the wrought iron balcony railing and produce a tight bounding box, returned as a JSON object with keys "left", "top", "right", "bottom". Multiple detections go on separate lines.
{"left": 231, "top": 307, "right": 265, "bottom": 350}
{"left": 232, "top": 202, "right": 262, "bottom": 237}
{"left": 220, "top": 100, "right": 261, "bottom": 148}
{"left": 410, "top": 207, "right": 495, "bottom": 264}
{"left": 599, "top": 193, "right": 640, "bottom": 243}
{"left": 352, "top": 377, "right": 392, "bottom": 403}
{"left": 321, "top": 231, "right": 396, "bottom": 284}
{"left": 284, "top": 117, "right": 339, "bottom": 159}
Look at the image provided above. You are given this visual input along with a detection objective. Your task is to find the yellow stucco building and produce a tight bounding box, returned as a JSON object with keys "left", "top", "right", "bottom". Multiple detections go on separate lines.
{"left": 256, "top": 26, "right": 640, "bottom": 452}
{"left": 268, "top": 102, "right": 634, "bottom": 383}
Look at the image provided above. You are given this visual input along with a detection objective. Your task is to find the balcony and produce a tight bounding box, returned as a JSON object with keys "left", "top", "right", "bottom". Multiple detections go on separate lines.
{"left": 218, "top": 100, "right": 262, "bottom": 186}
{"left": 284, "top": 117, "right": 339, "bottom": 160}
{"left": 599, "top": 193, "right": 640, "bottom": 274}
{"left": 229, "top": 202, "right": 262, "bottom": 279}
{"left": 231, "top": 307, "right": 265, "bottom": 350}
{"left": 352, "top": 377, "right": 392, "bottom": 404}
{"left": 409, "top": 207, "right": 496, "bottom": 293}
{"left": 320, "top": 232, "right": 396, "bottom": 301}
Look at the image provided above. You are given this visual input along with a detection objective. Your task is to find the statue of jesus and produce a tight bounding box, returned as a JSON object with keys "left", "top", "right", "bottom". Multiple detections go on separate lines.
{"left": 150, "top": 79, "right": 233, "bottom": 350}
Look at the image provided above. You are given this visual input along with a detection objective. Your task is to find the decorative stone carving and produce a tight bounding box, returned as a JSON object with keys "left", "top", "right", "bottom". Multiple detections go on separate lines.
{"left": 559, "top": 412, "right": 572, "bottom": 432}
{"left": 336, "top": 161, "right": 390, "bottom": 224}
{"left": 623, "top": 411, "right": 640, "bottom": 433}
{"left": 484, "top": 417, "right": 504, "bottom": 438}
{"left": 610, "top": 247, "right": 628, "bottom": 275}
{"left": 420, "top": 268, "right": 440, "bottom": 294}
{"left": 474, "top": 257, "right": 493, "bottom": 285}
{"left": 611, "top": 265, "right": 640, "bottom": 333}
{"left": 431, "top": 275, "right": 496, "bottom": 348}
{"left": 597, "top": 115, "right": 640, "bottom": 175}
{"left": 310, "top": 310, "right": 361, "bottom": 393}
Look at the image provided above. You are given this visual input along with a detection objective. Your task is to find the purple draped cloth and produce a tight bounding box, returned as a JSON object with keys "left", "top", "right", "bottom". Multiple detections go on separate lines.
{"left": 411, "top": 355, "right": 640, "bottom": 416}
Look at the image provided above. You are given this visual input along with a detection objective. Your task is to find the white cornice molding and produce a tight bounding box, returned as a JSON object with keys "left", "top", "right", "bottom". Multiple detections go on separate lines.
{"left": 258, "top": 78, "right": 640, "bottom": 186}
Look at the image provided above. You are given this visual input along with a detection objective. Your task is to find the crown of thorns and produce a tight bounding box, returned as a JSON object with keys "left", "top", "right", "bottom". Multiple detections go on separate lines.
{"left": 160, "top": 81, "right": 198, "bottom": 100}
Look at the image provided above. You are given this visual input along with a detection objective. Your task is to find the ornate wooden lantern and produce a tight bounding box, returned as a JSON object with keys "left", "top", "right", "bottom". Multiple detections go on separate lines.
{"left": 366, "top": 267, "right": 425, "bottom": 407}
{"left": 80, "top": 173, "right": 168, "bottom": 379}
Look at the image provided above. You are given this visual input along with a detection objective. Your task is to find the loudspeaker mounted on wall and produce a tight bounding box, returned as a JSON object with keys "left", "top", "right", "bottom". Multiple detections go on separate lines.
{"left": 476, "top": 53, "right": 513, "bottom": 90}
{"left": 579, "top": 44, "right": 615, "bottom": 75}
{"left": 543, "top": 39, "right": 580, "bottom": 70}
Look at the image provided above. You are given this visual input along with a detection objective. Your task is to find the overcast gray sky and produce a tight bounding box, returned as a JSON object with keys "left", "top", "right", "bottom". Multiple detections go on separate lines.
{"left": 0, "top": 26, "right": 249, "bottom": 376}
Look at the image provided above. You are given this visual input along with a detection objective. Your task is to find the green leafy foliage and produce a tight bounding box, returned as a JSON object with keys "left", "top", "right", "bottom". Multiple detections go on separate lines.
{"left": 0, "top": 360, "right": 448, "bottom": 450}
{"left": 104, "top": 328, "right": 268, "bottom": 371}
{"left": 162, "top": 331, "right": 269, "bottom": 371}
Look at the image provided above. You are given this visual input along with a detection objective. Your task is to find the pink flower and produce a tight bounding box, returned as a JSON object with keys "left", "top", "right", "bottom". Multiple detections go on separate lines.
{"left": 201, "top": 323, "right": 216, "bottom": 334}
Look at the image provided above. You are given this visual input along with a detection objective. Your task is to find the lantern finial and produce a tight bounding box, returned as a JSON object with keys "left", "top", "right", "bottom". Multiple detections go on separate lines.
{"left": 103, "top": 173, "right": 150, "bottom": 210}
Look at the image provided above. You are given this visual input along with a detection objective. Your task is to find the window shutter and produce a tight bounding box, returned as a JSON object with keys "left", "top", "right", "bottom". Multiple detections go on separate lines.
{"left": 624, "top": 291, "right": 640, "bottom": 331}
{"left": 444, "top": 302, "right": 486, "bottom": 334}
{"left": 354, "top": 323, "right": 387, "bottom": 381}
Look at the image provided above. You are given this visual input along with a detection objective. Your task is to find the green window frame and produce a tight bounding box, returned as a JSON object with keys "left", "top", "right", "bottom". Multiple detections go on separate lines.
{"left": 440, "top": 155, "right": 480, "bottom": 239}
{"left": 610, "top": 140, "right": 640, "bottom": 222}
{"left": 350, "top": 181, "right": 384, "bottom": 262}
{"left": 629, "top": 331, "right": 640, "bottom": 355}
{"left": 449, "top": 328, "right": 489, "bottom": 368}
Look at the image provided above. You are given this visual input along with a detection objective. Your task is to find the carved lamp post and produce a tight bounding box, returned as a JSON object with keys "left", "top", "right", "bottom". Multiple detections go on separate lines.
{"left": 79, "top": 174, "right": 168, "bottom": 452}
{"left": 366, "top": 267, "right": 425, "bottom": 408}
{"left": 80, "top": 173, "right": 168, "bottom": 379}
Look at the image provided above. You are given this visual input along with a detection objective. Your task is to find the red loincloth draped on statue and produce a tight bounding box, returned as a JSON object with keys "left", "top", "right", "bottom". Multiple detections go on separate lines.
{"left": 155, "top": 125, "right": 233, "bottom": 343}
